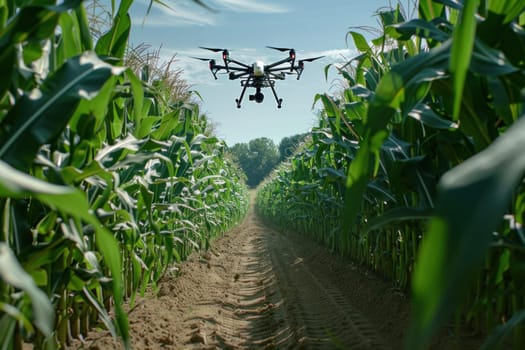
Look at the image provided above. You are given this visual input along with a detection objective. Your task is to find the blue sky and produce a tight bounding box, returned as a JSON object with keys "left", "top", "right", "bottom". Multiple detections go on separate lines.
{"left": 128, "top": 0, "right": 395, "bottom": 146}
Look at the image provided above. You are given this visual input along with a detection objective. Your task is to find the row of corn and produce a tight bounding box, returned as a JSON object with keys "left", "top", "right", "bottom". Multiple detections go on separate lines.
{"left": 0, "top": 0, "right": 248, "bottom": 349}
{"left": 257, "top": 1, "right": 525, "bottom": 349}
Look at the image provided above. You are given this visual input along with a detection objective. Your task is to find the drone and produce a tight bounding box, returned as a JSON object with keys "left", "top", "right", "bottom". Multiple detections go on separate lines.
{"left": 192, "top": 46, "right": 324, "bottom": 108}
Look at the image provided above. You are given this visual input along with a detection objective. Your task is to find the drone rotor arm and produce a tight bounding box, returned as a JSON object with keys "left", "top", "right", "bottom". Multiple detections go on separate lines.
{"left": 227, "top": 58, "right": 251, "bottom": 69}
{"left": 265, "top": 57, "right": 293, "bottom": 69}
{"left": 267, "top": 66, "right": 298, "bottom": 72}
{"left": 227, "top": 66, "right": 250, "bottom": 72}
{"left": 267, "top": 72, "right": 286, "bottom": 80}
{"left": 229, "top": 71, "right": 250, "bottom": 80}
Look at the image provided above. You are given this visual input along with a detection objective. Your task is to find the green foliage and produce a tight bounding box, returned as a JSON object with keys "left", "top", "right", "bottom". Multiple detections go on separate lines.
{"left": 0, "top": 0, "right": 248, "bottom": 349}
{"left": 0, "top": 52, "right": 125, "bottom": 170}
{"left": 278, "top": 133, "right": 308, "bottom": 161}
{"left": 229, "top": 137, "right": 280, "bottom": 187}
{"left": 257, "top": 1, "right": 525, "bottom": 349}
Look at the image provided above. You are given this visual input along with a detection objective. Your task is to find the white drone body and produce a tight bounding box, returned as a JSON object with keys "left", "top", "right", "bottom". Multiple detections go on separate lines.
{"left": 253, "top": 61, "right": 265, "bottom": 77}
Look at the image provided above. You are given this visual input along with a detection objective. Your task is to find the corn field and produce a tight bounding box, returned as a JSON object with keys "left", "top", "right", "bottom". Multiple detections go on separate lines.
{"left": 0, "top": 0, "right": 248, "bottom": 349}
{"left": 257, "top": 1, "right": 525, "bottom": 349}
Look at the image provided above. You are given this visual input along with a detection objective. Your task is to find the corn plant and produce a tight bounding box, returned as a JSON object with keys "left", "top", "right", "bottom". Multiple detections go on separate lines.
{"left": 257, "top": 1, "right": 525, "bottom": 348}
{"left": 0, "top": 0, "right": 248, "bottom": 349}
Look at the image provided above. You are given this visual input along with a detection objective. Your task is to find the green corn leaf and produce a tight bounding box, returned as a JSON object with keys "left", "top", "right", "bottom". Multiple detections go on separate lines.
{"left": 0, "top": 1, "right": 8, "bottom": 28}
{"left": 470, "top": 35, "right": 521, "bottom": 77}
{"left": 0, "top": 302, "right": 34, "bottom": 336}
{"left": 70, "top": 75, "right": 119, "bottom": 135}
{"left": 315, "top": 94, "right": 342, "bottom": 135}
{"left": 74, "top": 4, "right": 93, "bottom": 50}
{"left": 81, "top": 287, "right": 117, "bottom": 339}
{"left": 388, "top": 18, "right": 449, "bottom": 41}
{"left": 126, "top": 68, "right": 145, "bottom": 137}
{"left": 449, "top": 0, "right": 479, "bottom": 121}
{"left": 379, "top": 5, "right": 406, "bottom": 27}
{"left": 408, "top": 102, "right": 459, "bottom": 130}
{"left": 436, "top": 0, "right": 463, "bottom": 11}
{"left": 488, "top": 0, "right": 525, "bottom": 24}
{"left": 418, "top": 0, "right": 445, "bottom": 21}
{"left": 58, "top": 12, "right": 82, "bottom": 60}
{"left": 348, "top": 31, "right": 370, "bottom": 53}
{"left": 0, "top": 0, "right": 82, "bottom": 97}
{"left": 0, "top": 160, "right": 93, "bottom": 218}
{"left": 481, "top": 309, "right": 525, "bottom": 350}
{"left": 94, "top": 228, "right": 130, "bottom": 347}
{"left": 151, "top": 110, "right": 180, "bottom": 140}
{"left": 0, "top": 52, "right": 125, "bottom": 170}
{"left": 94, "top": 134, "right": 146, "bottom": 168}
{"left": 344, "top": 101, "right": 367, "bottom": 123}
{"left": 406, "top": 115, "right": 525, "bottom": 349}
{"left": 95, "top": 0, "right": 132, "bottom": 60}
{"left": 0, "top": 312, "right": 17, "bottom": 350}
{"left": 364, "top": 207, "right": 432, "bottom": 233}
{"left": 0, "top": 243, "right": 54, "bottom": 337}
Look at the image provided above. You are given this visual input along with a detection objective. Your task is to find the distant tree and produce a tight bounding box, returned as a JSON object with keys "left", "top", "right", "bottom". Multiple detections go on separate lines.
{"left": 229, "top": 137, "right": 279, "bottom": 188}
{"left": 278, "top": 133, "right": 308, "bottom": 161}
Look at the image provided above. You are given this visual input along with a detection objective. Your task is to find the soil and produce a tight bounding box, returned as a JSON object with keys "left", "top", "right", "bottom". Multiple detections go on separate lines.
{"left": 69, "top": 201, "right": 483, "bottom": 350}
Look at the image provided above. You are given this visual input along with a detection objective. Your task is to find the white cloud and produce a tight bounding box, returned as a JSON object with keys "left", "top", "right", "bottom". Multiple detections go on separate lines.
{"left": 132, "top": 12, "right": 215, "bottom": 27}
{"left": 132, "top": 0, "right": 216, "bottom": 27}
{"left": 213, "top": 0, "right": 289, "bottom": 13}
{"left": 132, "top": 0, "right": 289, "bottom": 28}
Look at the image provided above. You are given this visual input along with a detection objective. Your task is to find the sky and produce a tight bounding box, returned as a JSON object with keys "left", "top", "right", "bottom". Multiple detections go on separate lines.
{"left": 126, "top": 0, "right": 396, "bottom": 146}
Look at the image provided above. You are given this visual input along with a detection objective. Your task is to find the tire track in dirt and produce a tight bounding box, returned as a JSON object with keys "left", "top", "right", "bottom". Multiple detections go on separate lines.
{"left": 262, "top": 217, "right": 390, "bottom": 350}
{"left": 180, "top": 210, "right": 391, "bottom": 349}
{"left": 182, "top": 212, "right": 301, "bottom": 349}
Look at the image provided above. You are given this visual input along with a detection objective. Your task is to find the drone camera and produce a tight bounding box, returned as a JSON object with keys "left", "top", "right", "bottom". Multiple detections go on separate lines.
{"left": 249, "top": 91, "right": 264, "bottom": 103}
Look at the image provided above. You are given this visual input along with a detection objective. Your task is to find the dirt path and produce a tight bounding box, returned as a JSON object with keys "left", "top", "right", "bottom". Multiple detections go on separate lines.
{"left": 73, "top": 205, "right": 480, "bottom": 350}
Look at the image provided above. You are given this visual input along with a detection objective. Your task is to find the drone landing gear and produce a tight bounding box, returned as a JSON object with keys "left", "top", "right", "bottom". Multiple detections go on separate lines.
{"left": 236, "top": 77, "right": 251, "bottom": 108}
{"left": 268, "top": 79, "right": 282, "bottom": 108}
{"left": 235, "top": 76, "right": 283, "bottom": 108}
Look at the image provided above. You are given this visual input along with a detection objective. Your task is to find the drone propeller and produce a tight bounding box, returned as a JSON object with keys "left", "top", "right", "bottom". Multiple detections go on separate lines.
{"left": 192, "top": 56, "right": 219, "bottom": 78}
{"left": 199, "top": 46, "right": 227, "bottom": 52}
{"left": 199, "top": 47, "right": 230, "bottom": 70}
{"left": 191, "top": 56, "right": 213, "bottom": 61}
{"left": 191, "top": 56, "right": 217, "bottom": 68}
{"left": 300, "top": 55, "right": 325, "bottom": 63}
{"left": 266, "top": 46, "right": 293, "bottom": 52}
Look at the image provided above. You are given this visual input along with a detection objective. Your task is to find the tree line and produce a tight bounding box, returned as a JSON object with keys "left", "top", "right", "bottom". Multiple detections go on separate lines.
{"left": 228, "top": 133, "right": 307, "bottom": 187}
